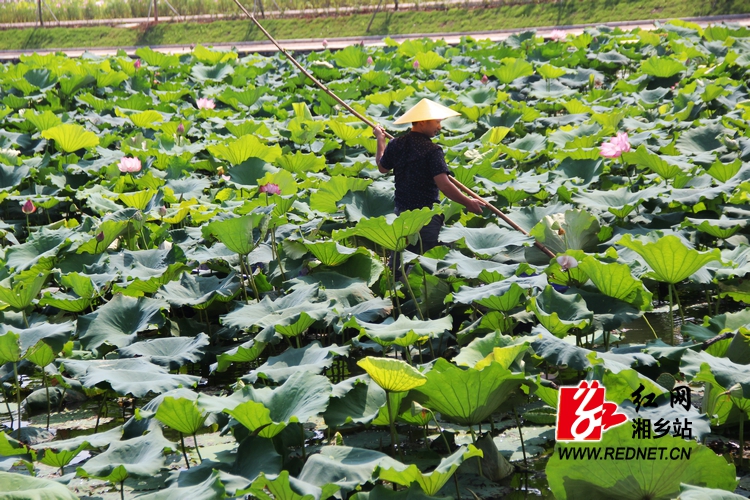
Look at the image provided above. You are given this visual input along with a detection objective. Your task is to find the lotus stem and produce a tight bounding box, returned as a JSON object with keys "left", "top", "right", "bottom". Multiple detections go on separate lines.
{"left": 246, "top": 255, "right": 261, "bottom": 302}
{"left": 13, "top": 362, "right": 21, "bottom": 441}
{"left": 741, "top": 412, "right": 745, "bottom": 468}
{"left": 237, "top": 255, "right": 249, "bottom": 302}
{"left": 193, "top": 433, "right": 203, "bottom": 462}
{"left": 400, "top": 251, "right": 424, "bottom": 320}
{"left": 180, "top": 432, "right": 190, "bottom": 468}
{"left": 120, "top": 480, "right": 125, "bottom": 500}
{"left": 270, "top": 229, "right": 286, "bottom": 284}
{"left": 299, "top": 425, "right": 306, "bottom": 460}
{"left": 385, "top": 390, "right": 400, "bottom": 459}
{"left": 668, "top": 282, "right": 675, "bottom": 346}
{"left": 642, "top": 314, "right": 658, "bottom": 340}
{"left": 95, "top": 394, "right": 106, "bottom": 433}
{"left": 513, "top": 407, "right": 528, "bottom": 469}
{"left": 2, "top": 384, "right": 13, "bottom": 430}
{"left": 391, "top": 250, "right": 402, "bottom": 318}
{"left": 672, "top": 283, "right": 686, "bottom": 334}
{"left": 43, "top": 369, "right": 50, "bottom": 430}
{"left": 604, "top": 330, "right": 609, "bottom": 352}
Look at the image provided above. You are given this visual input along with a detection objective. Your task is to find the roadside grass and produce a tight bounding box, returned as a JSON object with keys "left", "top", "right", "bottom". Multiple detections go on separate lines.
{"left": 0, "top": 0, "right": 748, "bottom": 50}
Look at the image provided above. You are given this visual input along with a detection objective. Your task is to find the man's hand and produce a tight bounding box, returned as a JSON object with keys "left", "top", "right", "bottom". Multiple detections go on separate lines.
{"left": 463, "top": 198, "right": 484, "bottom": 215}
{"left": 373, "top": 125, "right": 387, "bottom": 141}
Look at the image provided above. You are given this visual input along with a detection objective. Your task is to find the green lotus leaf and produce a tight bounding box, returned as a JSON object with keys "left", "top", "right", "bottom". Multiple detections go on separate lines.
{"left": 682, "top": 350, "right": 750, "bottom": 403}
{"left": 639, "top": 56, "right": 687, "bottom": 77}
{"left": 117, "top": 334, "right": 210, "bottom": 369}
{"left": 243, "top": 341, "right": 349, "bottom": 384}
{"left": 118, "top": 189, "right": 157, "bottom": 211}
{"left": 480, "top": 126, "right": 512, "bottom": 145}
{"left": 276, "top": 150, "right": 327, "bottom": 174}
{"left": 530, "top": 286, "right": 593, "bottom": 337}
{"left": 25, "top": 341, "right": 56, "bottom": 367}
{"left": 452, "top": 274, "right": 545, "bottom": 307}
{"left": 0, "top": 331, "right": 20, "bottom": 364}
{"left": 618, "top": 233, "right": 721, "bottom": 284}
{"left": 155, "top": 396, "right": 207, "bottom": 436}
{"left": 246, "top": 470, "right": 339, "bottom": 500}
{"left": 156, "top": 272, "right": 240, "bottom": 309}
{"left": 324, "top": 376, "right": 387, "bottom": 428}
{"left": 352, "top": 484, "right": 450, "bottom": 500}
{"left": 328, "top": 119, "right": 367, "bottom": 147}
{"left": 346, "top": 315, "right": 452, "bottom": 348}
{"left": 298, "top": 446, "right": 402, "bottom": 495}
{"left": 66, "top": 358, "right": 200, "bottom": 398}
{"left": 24, "top": 109, "right": 61, "bottom": 132}
{"left": 677, "top": 484, "right": 747, "bottom": 499}
{"left": 0, "top": 471, "right": 79, "bottom": 500}
{"left": 224, "top": 372, "right": 331, "bottom": 438}
{"left": 76, "top": 294, "right": 168, "bottom": 350}
{"left": 546, "top": 423, "right": 737, "bottom": 500}
{"left": 222, "top": 285, "right": 330, "bottom": 338}
{"left": 378, "top": 445, "right": 482, "bottom": 496}
{"left": 0, "top": 164, "right": 30, "bottom": 192}
{"left": 0, "top": 270, "right": 48, "bottom": 310}
{"left": 488, "top": 58, "right": 534, "bottom": 84}
{"left": 213, "top": 338, "right": 267, "bottom": 373}
{"left": 334, "top": 45, "right": 369, "bottom": 68}
{"left": 411, "top": 358, "right": 532, "bottom": 426}
{"left": 529, "top": 209, "right": 601, "bottom": 254}
{"left": 39, "top": 442, "right": 87, "bottom": 471}
{"left": 440, "top": 224, "right": 534, "bottom": 258}
{"left": 675, "top": 123, "right": 727, "bottom": 156}
{"left": 77, "top": 432, "right": 173, "bottom": 482}
{"left": 414, "top": 51, "right": 448, "bottom": 70}
{"left": 357, "top": 357, "right": 427, "bottom": 393}
{"left": 706, "top": 157, "right": 742, "bottom": 183}
{"left": 41, "top": 123, "right": 99, "bottom": 153}
{"left": 6, "top": 227, "right": 72, "bottom": 272}
{"left": 203, "top": 213, "right": 268, "bottom": 256}
{"left": 190, "top": 62, "right": 234, "bottom": 82}
{"left": 537, "top": 63, "right": 567, "bottom": 79}
{"left": 75, "top": 220, "right": 130, "bottom": 254}
{"left": 207, "top": 134, "right": 282, "bottom": 165}
{"left": 457, "top": 87, "right": 496, "bottom": 107}
{"left": 97, "top": 70, "right": 128, "bottom": 88}
{"left": 686, "top": 216, "right": 744, "bottom": 239}
{"left": 6, "top": 320, "right": 74, "bottom": 359}
{"left": 621, "top": 145, "right": 683, "bottom": 180}
{"left": 333, "top": 207, "right": 440, "bottom": 251}
{"left": 309, "top": 175, "right": 372, "bottom": 213}
{"left": 572, "top": 186, "right": 661, "bottom": 218}
{"left": 474, "top": 342, "right": 531, "bottom": 370}
{"left": 304, "top": 241, "right": 361, "bottom": 266}
{"left": 453, "top": 331, "right": 525, "bottom": 367}
{"left": 578, "top": 256, "right": 652, "bottom": 308}
{"left": 128, "top": 110, "right": 163, "bottom": 128}
{"left": 136, "top": 469, "right": 226, "bottom": 500}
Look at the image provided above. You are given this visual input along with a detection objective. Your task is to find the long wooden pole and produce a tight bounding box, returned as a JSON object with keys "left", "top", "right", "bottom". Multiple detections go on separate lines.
{"left": 230, "top": 0, "right": 556, "bottom": 259}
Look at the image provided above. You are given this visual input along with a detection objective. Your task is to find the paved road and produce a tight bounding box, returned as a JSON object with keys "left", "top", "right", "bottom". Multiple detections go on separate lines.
{"left": 0, "top": 12, "right": 747, "bottom": 60}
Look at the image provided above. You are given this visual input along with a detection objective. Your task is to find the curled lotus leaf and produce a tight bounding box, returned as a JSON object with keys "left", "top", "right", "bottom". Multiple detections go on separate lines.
{"left": 0, "top": 471, "right": 79, "bottom": 500}
{"left": 357, "top": 357, "right": 426, "bottom": 393}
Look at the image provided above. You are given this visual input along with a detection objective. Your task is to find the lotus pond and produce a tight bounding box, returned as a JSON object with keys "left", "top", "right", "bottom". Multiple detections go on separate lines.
{"left": 4, "top": 19, "right": 750, "bottom": 500}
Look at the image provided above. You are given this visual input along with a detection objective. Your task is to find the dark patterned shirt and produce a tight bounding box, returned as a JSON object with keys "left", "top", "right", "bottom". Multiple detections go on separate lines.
{"left": 379, "top": 131, "right": 449, "bottom": 212}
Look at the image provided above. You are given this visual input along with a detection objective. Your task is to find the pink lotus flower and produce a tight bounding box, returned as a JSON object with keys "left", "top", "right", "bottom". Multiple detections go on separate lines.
{"left": 413, "top": 60, "right": 420, "bottom": 69}
{"left": 600, "top": 132, "right": 631, "bottom": 158}
{"left": 96, "top": 231, "right": 105, "bottom": 242}
{"left": 556, "top": 254, "right": 578, "bottom": 271}
{"left": 118, "top": 157, "right": 142, "bottom": 173}
{"left": 611, "top": 132, "right": 631, "bottom": 153}
{"left": 134, "top": 59, "right": 141, "bottom": 69}
{"left": 481, "top": 74, "right": 489, "bottom": 84}
{"left": 367, "top": 56, "right": 373, "bottom": 65}
{"left": 22, "top": 200, "right": 36, "bottom": 214}
{"left": 549, "top": 29, "right": 567, "bottom": 41}
{"left": 176, "top": 123, "right": 185, "bottom": 134}
{"left": 196, "top": 98, "right": 215, "bottom": 110}
{"left": 322, "top": 39, "right": 328, "bottom": 48}
{"left": 259, "top": 183, "right": 281, "bottom": 195}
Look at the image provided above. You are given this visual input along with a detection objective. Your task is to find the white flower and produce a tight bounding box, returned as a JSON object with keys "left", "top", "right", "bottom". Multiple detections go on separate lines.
{"left": 556, "top": 255, "right": 578, "bottom": 271}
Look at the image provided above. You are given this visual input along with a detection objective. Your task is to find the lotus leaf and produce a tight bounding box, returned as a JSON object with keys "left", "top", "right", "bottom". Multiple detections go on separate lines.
{"left": 298, "top": 446, "right": 401, "bottom": 494}
{"left": 546, "top": 424, "right": 737, "bottom": 500}
{"left": 578, "top": 256, "right": 652, "bottom": 308}
{"left": 41, "top": 123, "right": 99, "bottom": 153}
{"left": 203, "top": 213, "right": 268, "bottom": 256}
{"left": 346, "top": 315, "right": 451, "bottom": 348}
{"left": 77, "top": 432, "right": 173, "bottom": 482}
{"left": 243, "top": 341, "right": 349, "bottom": 384}
{"left": 529, "top": 209, "right": 601, "bottom": 254}
{"left": 333, "top": 207, "right": 440, "bottom": 251}
{"left": 324, "top": 376, "right": 387, "bottom": 428}
{"left": 530, "top": 286, "right": 593, "bottom": 337}
{"left": 39, "top": 443, "right": 87, "bottom": 472}
{"left": 439, "top": 224, "right": 534, "bottom": 258}
{"left": 411, "top": 358, "right": 532, "bottom": 426}
{"left": 618, "top": 233, "right": 721, "bottom": 284}
{"left": 378, "top": 445, "right": 482, "bottom": 496}
{"left": 0, "top": 471, "right": 79, "bottom": 500}
{"left": 136, "top": 469, "right": 227, "bottom": 500}
{"left": 156, "top": 272, "right": 240, "bottom": 309}
{"left": 677, "top": 484, "right": 747, "bottom": 499}
{"left": 155, "top": 396, "right": 207, "bottom": 436}
{"left": 76, "top": 294, "right": 168, "bottom": 349}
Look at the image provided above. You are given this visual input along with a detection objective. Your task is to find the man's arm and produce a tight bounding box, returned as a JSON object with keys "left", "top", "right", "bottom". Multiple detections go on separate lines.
{"left": 434, "top": 173, "right": 484, "bottom": 214}
{"left": 373, "top": 125, "right": 389, "bottom": 173}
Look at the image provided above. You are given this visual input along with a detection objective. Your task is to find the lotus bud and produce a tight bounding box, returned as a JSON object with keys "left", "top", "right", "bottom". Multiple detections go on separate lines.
{"left": 134, "top": 59, "right": 141, "bottom": 69}
{"left": 367, "top": 56, "right": 373, "bottom": 65}
{"left": 21, "top": 199, "right": 36, "bottom": 214}
{"left": 176, "top": 122, "right": 185, "bottom": 134}
{"left": 413, "top": 60, "right": 420, "bottom": 69}
{"left": 481, "top": 74, "right": 489, "bottom": 84}
{"left": 322, "top": 39, "right": 328, "bottom": 48}
{"left": 159, "top": 206, "right": 168, "bottom": 217}
{"left": 96, "top": 231, "right": 105, "bottom": 242}
{"left": 259, "top": 183, "right": 281, "bottom": 195}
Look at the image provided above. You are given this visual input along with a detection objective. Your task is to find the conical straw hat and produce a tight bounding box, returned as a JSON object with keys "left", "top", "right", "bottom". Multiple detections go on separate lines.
{"left": 393, "top": 98, "right": 461, "bottom": 124}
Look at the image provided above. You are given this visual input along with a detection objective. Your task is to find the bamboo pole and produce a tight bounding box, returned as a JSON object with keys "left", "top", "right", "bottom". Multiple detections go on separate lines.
{"left": 229, "top": 0, "right": 556, "bottom": 260}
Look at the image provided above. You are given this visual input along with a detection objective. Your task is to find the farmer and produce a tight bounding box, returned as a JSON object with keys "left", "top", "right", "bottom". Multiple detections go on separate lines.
{"left": 373, "top": 98, "right": 484, "bottom": 256}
